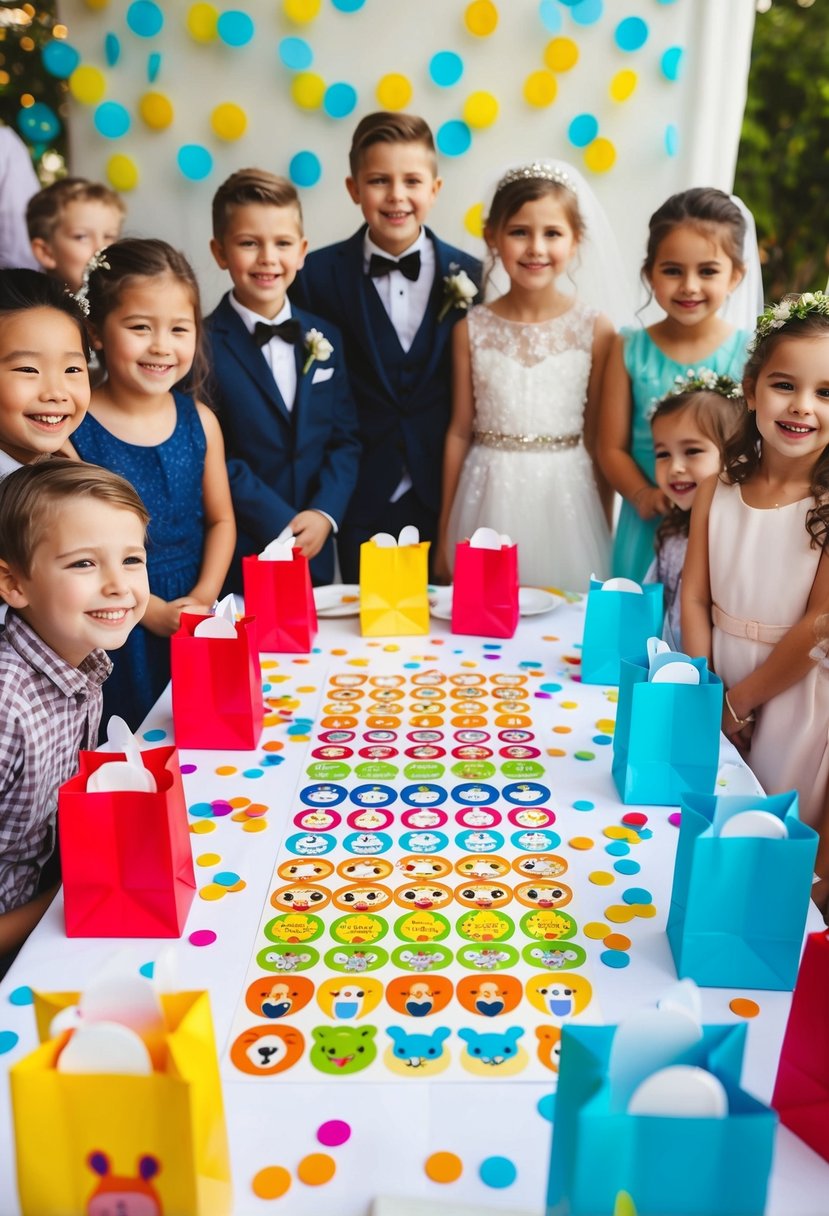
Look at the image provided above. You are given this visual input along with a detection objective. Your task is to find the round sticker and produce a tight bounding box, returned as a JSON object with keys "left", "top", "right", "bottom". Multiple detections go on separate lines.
{"left": 536, "top": 1024, "right": 562, "bottom": 1072}
{"left": 507, "top": 807, "right": 555, "bottom": 829}
{"left": 277, "top": 855, "right": 334, "bottom": 881}
{"left": 499, "top": 744, "right": 541, "bottom": 760}
{"left": 332, "top": 883, "right": 392, "bottom": 913}
{"left": 319, "top": 730, "right": 355, "bottom": 744}
{"left": 368, "top": 687, "right": 404, "bottom": 702}
{"left": 457, "top": 1029, "right": 528, "bottom": 1077}
{"left": 366, "top": 715, "right": 401, "bottom": 730}
{"left": 491, "top": 673, "right": 527, "bottom": 686}
{"left": 336, "top": 856, "right": 394, "bottom": 881}
{"left": 399, "top": 830, "right": 449, "bottom": 854}
{"left": 407, "top": 729, "right": 443, "bottom": 743}
{"left": 410, "top": 701, "right": 445, "bottom": 717}
{"left": 321, "top": 715, "right": 358, "bottom": 730}
{"left": 231, "top": 1025, "right": 304, "bottom": 1076}
{"left": 393, "top": 909, "right": 451, "bottom": 942}
{"left": 522, "top": 942, "right": 586, "bottom": 971}
{"left": 317, "top": 976, "right": 383, "bottom": 1020}
{"left": 457, "top": 942, "right": 519, "bottom": 971}
{"left": 452, "top": 744, "right": 493, "bottom": 760}
{"left": 370, "top": 674, "right": 404, "bottom": 687}
{"left": 400, "top": 806, "right": 448, "bottom": 829}
{"left": 454, "top": 729, "right": 490, "bottom": 744}
{"left": 283, "top": 832, "right": 337, "bottom": 857}
{"left": 349, "top": 783, "right": 396, "bottom": 808}
{"left": 455, "top": 806, "right": 502, "bottom": 828}
{"left": 391, "top": 943, "right": 452, "bottom": 972}
{"left": 492, "top": 684, "right": 527, "bottom": 699}
{"left": 264, "top": 912, "right": 324, "bottom": 944}
{"left": 455, "top": 853, "right": 510, "bottom": 880}
{"left": 451, "top": 760, "right": 497, "bottom": 780}
{"left": 353, "top": 761, "right": 399, "bottom": 780}
{"left": 451, "top": 715, "right": 487, "bottom": 729}
{"left": 454, "top": 881, "right": 512, "bottom": 910}
{"left": 456, "top": 974, "right": 522, "bottom": 1018}
{"left": 495, "top": 701, "right": 530, "bottom": 716}
{"left": 511, "top": 828, "right": 561, "bottom": 852}
{"left": 451, "top": 672, "right": 485, "bottom": 686}
{"left": 402, "top": 761, "right": 446, "bottom": 780}
{"left": 365, "top": 729, "right": 397, "bottom": 743}
{"left": 245, "top": 974, "right": 314, "bottom": 1019}
{"left": 502, "top": 781, "right": 550, "bottom": 806}
{"left": 324, "top": 945, "right": 389, "bottom": 973}
{"left": 520, "top": 907, "right": 577, "bottom": 942}
{"left": 300, "top": 783, "right": 348, "bottom": 807}
{"left": 293, "top": 807, "right": 342, "bottom": 832}
{"left": 500, "top": 760, "right": 546, "bottom": 779}
{"left": 404, "top": 744, "right": 446, "bottom": 760}
{"left": 411, "top": 669, "right": 446, "bottom": 685}
{"left": 328, "top": 687, "right": 364, "bottom": 702}
{"left": 330, "top": 673, "right": 366, "bottom": 687}
{"left": 408, "top": 685, "right": 444, "bottom": 700}
{"left": 386, "top": 974, "right": 453, "bottom": 1017}
{"left": 498, "top": 729, "right": 534, "bottom": 744}
{"left": 256, "top": 943, "right": 319, "bottom": 973}
{"left": 451, "top": 684, "right": 486, "bottom": 699}
{"left": 457, "top": 908, "right": 515, "bottom": 942}
{"left": 451, "top": 782, "right": 498, "bottom": 806}
{"left": 346, "top": 807, "right": 394, "bottom": 831}
{"left": 359, "top": 744, "right": 398, "bottom": 760}
{"left": 454, "top": 829, "right": 505, "bottom": 853}
{"left": 312, "top": 745, "right": 353, "bottom": 760}
{"left": 453, "top": 700, "right": 489, "bottom": 717}
{"left": 395, "top": 854, "right": 453, "bottom": 880}
{"left": 495, "top": 714, "right": 532, "bottom": 729}
{"left": 394, "top": 881, "right": 454, "bottom": 911}
{"left": 525, "top": 973, "right": 592, "bottom": 1019}
{"left": 342, "top": 831, "right": 394, "bottom": 855}
{"left": 309, "top": 1024, "right": 377, "bottom": 1075}
{"left": 512, "top": 853, "right": 567, "bottom": 880}
{"left": 271, "top": 883, "right": 330, "bottom": 913}
{"left": 513, "top": 880, "right": 572, "bottom": 910}
{"left": 329, "top": 912, "right": 388, "bottom": 945}
{"left": 401, "top": 783, "right": 447, "bottom": 807}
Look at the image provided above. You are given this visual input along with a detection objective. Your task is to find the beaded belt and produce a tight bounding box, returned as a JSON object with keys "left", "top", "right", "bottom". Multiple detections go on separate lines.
{"left": 473, "top": 430, "right": 581, "bottom": 452}
{"left": 712, "top": 603, "right": 789, "bottom": 644}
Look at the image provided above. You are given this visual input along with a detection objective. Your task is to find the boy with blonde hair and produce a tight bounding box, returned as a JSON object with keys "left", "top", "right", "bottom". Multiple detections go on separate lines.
{"left": 27, "top": 177, "right": 125, "bottom": 292}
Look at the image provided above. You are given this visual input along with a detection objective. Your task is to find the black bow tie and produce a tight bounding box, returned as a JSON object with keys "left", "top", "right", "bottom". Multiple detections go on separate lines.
{"left": 253, "top": 318, "right": 302, "bottom": 347}
{"left": 368, "top": 250, "right": 421, "bottom": 282}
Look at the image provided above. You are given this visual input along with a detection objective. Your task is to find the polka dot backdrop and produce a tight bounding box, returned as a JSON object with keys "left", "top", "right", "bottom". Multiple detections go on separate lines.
{"left": 57, "top": 0, "right": 754, "bottom": 312}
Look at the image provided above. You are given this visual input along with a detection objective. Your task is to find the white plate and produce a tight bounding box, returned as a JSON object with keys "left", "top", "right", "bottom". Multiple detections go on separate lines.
{"left": 314, "top": 584, "right": 362, "bottom": 618}
{"left": 428, "top": 586, "right": 562, "bottom": 620}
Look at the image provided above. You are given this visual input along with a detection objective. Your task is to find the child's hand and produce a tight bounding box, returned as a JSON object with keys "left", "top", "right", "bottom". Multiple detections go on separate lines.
{"left": 721, "top": 690, "right": 756, "bottom": 755}
{"left": 290, "top": 510, "right": 332, "bottom": 560}
{"left": 631, "top": 485, "right": 670, "bottom": 520}
{"left": 142, "top": 595, "right": 209, "bottom": 637}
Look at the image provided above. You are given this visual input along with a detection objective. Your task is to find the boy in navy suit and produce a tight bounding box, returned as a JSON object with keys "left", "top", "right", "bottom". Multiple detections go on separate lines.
{"left": 206, "top": 169, "right": 360, "bottom": 586}
{"left": 291, "top": 112, "right": 481, "bottom": 581}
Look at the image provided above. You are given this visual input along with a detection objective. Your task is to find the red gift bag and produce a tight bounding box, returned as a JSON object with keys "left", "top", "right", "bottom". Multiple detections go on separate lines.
{"left": 772, "top": 928, "right": 829, "bottom": 1160}
{"left": 171, "top": 613, "right": 263, "bottom": 750}
{"left": 59, "top": 746, "right": 196, "bottom": 938}
{"left": 242, "top": 551, "right": 317, "bottom": 652}
{"left": 451, "top": 540, "right": 519, "bottom": 638}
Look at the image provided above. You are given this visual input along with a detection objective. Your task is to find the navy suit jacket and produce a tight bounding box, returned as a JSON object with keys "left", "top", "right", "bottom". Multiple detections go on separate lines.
{"left": 205, "top": 294, "right": 361, "bottom": 585}
{"left": 291, "top": 226, "right": 481, "bottom": 528}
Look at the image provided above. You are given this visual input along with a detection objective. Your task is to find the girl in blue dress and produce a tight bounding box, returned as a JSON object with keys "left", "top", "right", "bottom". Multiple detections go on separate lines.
{"left": 70, "top": 239, "right": 235, "bottom": 731}
{"left": 598, "top": 189, "right": 754, "bottom": 581}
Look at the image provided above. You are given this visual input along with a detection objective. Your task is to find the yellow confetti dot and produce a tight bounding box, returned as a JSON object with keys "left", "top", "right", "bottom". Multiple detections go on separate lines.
{"left": 464, "top": 202, "right": 484, "bottom": 238}
{"left": 461, "top": 660, "right": 478, "bottom": 668}
{"left": 196, "top": 853, "right": 221, "bottom": 867}
{"left": 523, "top": 70, "right": 557, "bottom": 108}
{"left": 584, "top": 137, "right": 616, "bottom": 174}
{"left": 331, "top": 648, "right": 347, "bottom": 656}
{"left": 283, "top": 0, "right": 321, "bottom": 23}
{"left": 609, "top": 69, "right": 638, "bottom": 102}
{"left": 296, "top": 686, "right": 316, "bottom": 694}
{"left": 190, "top": 820, "right": 216, "bottom": 834}
{"left": 595, "top": 718, "right": 615, "bottom": 733}
{"left": 199, "top": 883, "right": 225, "bottom": 901}
{"left": 604, "top": 826, "right": 639, "bottom": 842}
{"left": 584, "top": 921, "right": 610, "bottom": 939}
{"left": 568, "top": 837, "right": 594, "bottom": 850}
{"left": 243, "top": 819, "right": 268, "bottom": 832}
{"left": 347, "top": 658, "right": 369, "bottom": 667}
{"left": 589, "top": 871, "right": 615, "bottom": 886}
{"left": 296, "top": 1153, "right": 335, "bottom": 1186}
{"left": 211, "top": 101, "right": 247, "bottom": 141}
{"left": 547, "top": 747, "right": 566, "bottom": 757}
{"left": 560, "top": 700, "right": 578, "bottom": 709}
{"left": 605, "top": 905, "right": 635, "bottom": 923}
{"left": 231, "top": 811, "right": 248, "bottom": 823}
{"left": 464, "top": 0, "right": 498, "bottom": 37}
{"left": 425, "top": 1151, "right": 463, "bottom": 1183}
{"left": 383, "top": 643, "right": 401, "bottom": 652}
{"left": 186, "top": 3, "right": 218, "bottom": 42}
{"left": 606, "top": 689, "right": 618, "bottom": 703}
{"left": 553, "top": 725, "right": 571, "bottom": 734}
{"left": 631, "top": 903, "right": 656, "bottom": 919}
{"left": 376, "top": 73, "right": 412, "bottom": 110}
{"left": 139, "top": 91, "right": 173, "bottom": 130}
{"left": 227, "top": 880, "right": 247, "bottom": 893}
{"left": 252, "top": 1165, "right": 291, "bottom": 1199}
{"left": 215, "top": 765, "right": 237, "bottom": 776}
{"left": 542, "top": 635, "right": 559, "bottom": 642}
{"left": 263, "top": 715, "right": 280, "bottom": 727}
{"left": 604, "top": 933, "right": 631, "bottom": 951}
{"left": 463, "top": 90, "right": 499, "bottom": 128}
{"left": 544, "top": 37, "right": 579, "bottom": 72}
{"left": 291, "top": 71, "right": 326, "bottom": 110}
{"left": 106, "top": 154, "right": 138, "bottom": 193}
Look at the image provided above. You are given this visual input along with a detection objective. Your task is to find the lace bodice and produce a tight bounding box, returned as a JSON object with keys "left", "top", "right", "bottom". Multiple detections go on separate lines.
{"left": 467, "top": 301, "right": 597, "bottom": 436}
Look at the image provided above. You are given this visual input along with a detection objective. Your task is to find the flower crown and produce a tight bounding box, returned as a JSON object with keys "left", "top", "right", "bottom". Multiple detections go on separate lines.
{"left": 751, "top": 290, "right": 829, "bottom": 351}
{"left": 495, "top": 161, "right": 575, "bottom": 196}
{"left": 72, "top": 248, "right": 111, "bottom": 317}
{"left": 665, "top": 368, "right": 744, "bottom": 401}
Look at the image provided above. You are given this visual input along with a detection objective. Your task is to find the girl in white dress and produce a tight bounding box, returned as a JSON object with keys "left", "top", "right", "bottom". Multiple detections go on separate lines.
{"left": 436, "top": 161, "right": 617, "bottom": 591}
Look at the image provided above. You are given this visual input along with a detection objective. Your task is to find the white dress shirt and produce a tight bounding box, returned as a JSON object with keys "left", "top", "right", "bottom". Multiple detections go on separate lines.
{"left": 0, "top": 125, "right": 41, "bottom": 271}
{"left": 229, "top": 293, "right": 298, "bottom": 413}
{"left": 362, "top": 228, "right": 435, "bottom": 354}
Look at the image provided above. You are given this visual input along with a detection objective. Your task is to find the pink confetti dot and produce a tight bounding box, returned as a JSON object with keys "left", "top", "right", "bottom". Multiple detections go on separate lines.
{"left": 189, "top": 929, "right": 217, "bottom": 947}
{"left": 668, "top": 812, "right": 681, "bottom": 827}
{"left": 317, "top": 1119, "right": 351, "bottom": 1147}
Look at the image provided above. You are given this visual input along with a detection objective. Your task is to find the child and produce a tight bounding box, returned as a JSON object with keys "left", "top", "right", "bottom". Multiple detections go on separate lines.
{"left": 69, "top": 239, "right": 236, "bottom": 732}
{"left": 0, "top": 460, "right": 149, "bottom": 964}
{"left": 599, "top": 188, "right": 753, "bottom": 582}
{"left": 436, "top": 161, "right": 614, "bottom": 592}
{"left": 206, "top": 169, "right": 360, "bottom": 586}
{"left": 291, "top": 112, "right": 482, "bottom": 581}
{"left": 683, "top": 291, "right": 829, "bottom": 836}
{"left": 646, "top": 372, "right": 744, "bottom": 649}
{"left": 26, "top": 177, "right": 125, "bottom": 293}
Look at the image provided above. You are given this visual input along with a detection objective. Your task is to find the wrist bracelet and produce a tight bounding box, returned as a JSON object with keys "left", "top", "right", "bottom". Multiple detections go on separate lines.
{"left": 725, "top": 691, "right": 755, "bottom": 728}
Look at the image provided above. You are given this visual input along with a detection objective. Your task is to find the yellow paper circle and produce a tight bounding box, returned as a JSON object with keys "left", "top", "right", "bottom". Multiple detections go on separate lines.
{"left": 211, "top": 102, "right": 247, "bottom": 141}
{"left": 83, "top": 0, "right": 110, "bottom": 9}
{"left": 186, "top": 2, "right": 218, "bottom": 42}
{"left": 464, "top": 0, "right": 498, "bottom": 37}
{"left": 523, "top": 70, "right": 557, "bottom": 108}
{"left": 376, "top": 73, "right": 413, "bottom": 111}
{"left": 106, "top": 153, "right": 138, "bottom": 192}
{"left": 139, "top": 91, "right": 173, "bottom": 131}
{"left": 283, "top": 0, "right": 322, "bottom": 23}
{"left": 464, "top": 201, "right": 484, "bottom": 238}
{"left": 69, "top": 65, "right": 106, "bottom": 106}
{"left": 584, "top": 137, "right": 616, "bottom": 174}
{"left": 463, "top": 90, "right": 499, "bottom": 129}
{"left": 609, "top": 69, "right": 637, "bottom": 102}
{"left": 544, "top": 37, "right": 579, "bottom": 73}
{"left": 291, "top": 71, "right": 326, "bottom": 110}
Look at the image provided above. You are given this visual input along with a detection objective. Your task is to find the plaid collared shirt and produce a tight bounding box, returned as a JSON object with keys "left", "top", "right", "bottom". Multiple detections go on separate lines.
{"left": 0, "top": 612, "right": 111, "bottom": 913}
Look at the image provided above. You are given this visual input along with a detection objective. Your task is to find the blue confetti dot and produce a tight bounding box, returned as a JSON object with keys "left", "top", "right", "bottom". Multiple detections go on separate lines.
{"left": 263, "top": 754, "right": 284, "bottom": 765}
{"left": 592, "top": 734, "right": 612, "bottom": 746}
{"left": 331, "top": 0, "right": 366, "bottom": 9}
{"left": 661, "top": 46, "right": 684, "bottom": 81}
{"left": 614, "top": 859, "right": 641, "bottom": 875}
{"left": 214, "top": 871, "right": 240, "bottom": 887}
{"left": 105, "top": 33, "right": 121, "bottom": 67}
{"left": 217, "top": 10, "right": 255, "bottom": 47}
{"left": 188, "top": 801, "right": 214, "bottom": 818}
{"left": 0, "top": 1031, "right": 19, "bottom": 1054}
{"left": 242, "top": 767, "right": 264, "bottom": 779}
{"left": 479, "top": 1156, "right": 517, "bottom": 1189}
{"left": 538, "top": 1, "right": 562, "bottom": 33}
{"left": 143, "top": 728, "right": 166, "bottom": 742}
{"left": 127, "top": 1, "right": 164, "bottom": 38}
{"left": 605, "top": 841, "right": 629, "bottom": 856}
{"left": 572, "top": 800, "right": 594, "bottom": 811}
{"left": 9, "top": 986, "right": 33, "bottom": 1006}
{"left": 483, "top": 643, "right": 502, "bottom": 650}
{"left": 601, "top": 949, "right": 630, "bottom": 969}
{"left": 147, "top": 51, "right": 161, "bottom": 82}
{"left": 324, "top": 82, "right": 357, "bottom": 119}
{"left": 403, "top": 661, "right": 420, "bottom": 669}
{"left": 289, "top": 150, "right": 322, "bottom": 187}
{"left": 665, "top": 122, "right": 679, "bottom": 159}
{"left": 540, "top": 682, "right": 562, "bottom": 693}
{"left": 17, "top": 102, "right": 61, "bottom": 143}
{"left": 139, "top": 961, "right": 155, "bottom": 978}
{"left": 622, "top": 887, "right": 652, "bottom": 905}
{"left": 94, "top": 101, "right": 131, "bottom": 140}
{"left": 636, "top": 827, "right": 653, "bottom": 840}
{"left": 279, "top": 36, "right": 313, "bottom": 70}
{"left": 42, "top": 40, "right": 80, "bottom": 78}
{"left": 177, "top": 144, "right": 213, "bottom": 181}
{"left": 557, "top": 0, "right": 582, "bottom": 5}
{"left": 570, "top": 0, "right": 604, "bottom": 26}
{"left": 429, "top": 51, "right": 464, "bottom": 88}
{"left": 615, "top": 16, "right": 649, "bottom": 52}
{"left": 537, "top": 1092, "right": 556, "bottom": 1121}
{"left": 436, "top": 119, "right": 471, "bottom": 158}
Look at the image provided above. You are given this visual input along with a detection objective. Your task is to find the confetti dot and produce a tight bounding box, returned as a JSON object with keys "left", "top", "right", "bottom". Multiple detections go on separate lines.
{"left": 601, "top": 949, "right": 630, "bottom": 969}
{"left": 0, "top": 1031, "right": 19, "bottom": 1054}
{"left": 430, "top": 50, "right": 464, "bottom": 87}
{"left": 584, "top": 922, "right": 609, "bottom": 939}
{"left": 324, "top": 82, "right": 357, "bottom": 119}
{"left": 463, "top": 90, "right": 499, "bottom": 128}
{"left": 186, "top": 3, "right": 219, "bottom": 42}
{"left": 211, "top": 800, "right": 234, "bottom": 817}
{"left": 217, "top": 9, "right": 255, "bottom": 46}
{"left": 279, "top": 36, "right": 313, "bottom": 69}
{"left": 613, "top": 859, "right": 640, "bottom": 875}
{"left": 436, "top": 120, "right": 472, "bottom": 157}
{"left": 297, "top": 1153, "right": 336, "bottom": 1186}
{"left": 8, "top": 986, "right": 33, "bottom": 1006}
{"left": 42, "top": 39, "right": 81, "bottom": 78}
{"left": 661, "top": 46, "right": 684, "bottom": 81}
{"left": 139, "top": 961, "right": 154, "bottom": 978}
{"left": 560, "top": 701, "right": 578, "bottom": 709}
{"left": 200, "top": 883, "right": 225, "bottom": 901}
{"left": 214, "top": 870, "right": 241, "bottom": 887}
{"left": 523, "top": 70, "right": 557, "bottom": 108}
{"left": 425, "top": 1152, "right": 463, "bottom": 1184}
{"left": 609, "top": 68, "right": 637, "bottom": 102}
{"left": 547, "top": 748, "right": 566, "bottom": 758}
{"left": 622, "top": 887, "right": 652, "bottom": 905}
{"left": 189, "top": 929, "right": 217, "bottom": 947}
{"left": 592, "top": 734, "right": 612, "bottom": 746}
{"left": 211, "top": 101, "right": 247, "bottom": 140}
{"left": 289, "top": 150, "right": 322, "bottom": 187}
{"left": 730, "top": 998, "right": 760, "bottom": 1019}
{"left": 479, "top": 1156, "right": 517, "bottom": 1189}
{"left": 615, "top": 16, "right": 648, "bottom": 52}
{"left": 464, "top": 0, "right": 498, "bottom": 37}
{"left": 464, "top": 201, "right": 484, "bottom": 237}
{"left": 605, "top": 842, "right": 629, "bottom": 857}
{"left": 589, "top": 871, "right": 614, "bottom": 886}
{"left": 537, "top": 1092, "right": 556, "bottom": 1120}
{"left": 376, "top": 73, "right": 412, "bottom": 110}
{"left": 568, "top": 113, "right": 598, "bottom": 148}
{"left": 605, "top": 905, "right": 634, "bottom": 923}
{"left": 292, "top": 71, "right": 326, "bottom": 110}
{"left": 242, "top": 768, "right": 264, "bottom": 779}
{"left": 245, "top": 802, "right": 269, "bottom": 817}
{"left": 331, "top": 0, "right": 365, "bottom": 9}
{"left": 669, "top": 812, "right": 682, "bottom": 827}
{"left": 215, "top": 765, "right": 237, "bottom": 776}
{"left": 177, "top": 144, "right": 213, "bottom": 181}
{"left": 189, "top": 802, "right": 214, "bottom": 818}
{"left": 243, "top": 819, "right": 268, "bottom": 833}
{"left": 603, "top": 933, "right": 631, "bottom": 950}
{"left": 621, "top": 812, "right": 648, "bottom": 827}
{"left": 69, "top": 65, "right": 106, "bottom": 106}
{"left": 190, "top": 821, "right": 216, "bottom": 834}
{"left": 283, "top": 0, "right": 322, "bottom": 22}
{"left": 94, "top": 101, "right": 131, "bottom": 139}
{"left": 569, "top": 837, "right": 594, "bottom": 850}
{"left": 665, "top": 123, "right": 679, "bottom": 157}
{"left": 604, "top": 826, "right": 638, "bottom": 842}
{"left": 196, "top": 853, "right": 221, "bottom": 867}
{"left": 584, "top": 138, "right": 616, "bottom": 174}
{"left": 106, "top": 152, "right": 138, "bottom": 192}
{"left": 570, "top": 0, "right": 603, "bottom": 24}
{"left": 553, "top": 726, "right": 571, "bottom": 735}
{"left": 574, "top": 751, "right": 596, "bottom": 762}
{"left": 544, "top": 36, "right": 578, "bottom": 72}
{"left": 127, "top": 1, "right": 164, "bottom": 38}
{"left": 317, "top": 1119, "right": 351, "bottom": 1147}
{"left": 180, "top": 763, "right": 197, "bottom": 774}
{"left": 252, "top": 1165, "right": 292, "bottom": 1199}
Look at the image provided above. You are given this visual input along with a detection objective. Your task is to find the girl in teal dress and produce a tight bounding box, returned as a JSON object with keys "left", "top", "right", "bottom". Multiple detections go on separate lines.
{"left": 598, "top": 189, "right": 754, "bottom": 581}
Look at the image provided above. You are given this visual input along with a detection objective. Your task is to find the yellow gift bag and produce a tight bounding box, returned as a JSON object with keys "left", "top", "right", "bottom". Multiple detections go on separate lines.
{"left": 11, "top": 990, "right": 232, "bottom": 1216}
{"left": 359, "top": 539, "right": 430, "bottom": 636}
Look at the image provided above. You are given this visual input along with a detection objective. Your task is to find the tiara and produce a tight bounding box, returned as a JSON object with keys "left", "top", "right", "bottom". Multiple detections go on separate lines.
{"left": 750, "top": 290, "right": 829, "bottom": 351}
{"left": 665, "top": 368, "right": 744, "bottom": 401}
{"left": 72, "top": 248, "right": 112, "bottom": 316}
{"left": 495, "top": 162, "right": 575, "bottom": 196}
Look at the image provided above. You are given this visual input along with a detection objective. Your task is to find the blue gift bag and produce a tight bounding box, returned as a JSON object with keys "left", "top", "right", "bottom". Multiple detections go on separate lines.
{"left": 611, "top": 654, "right": 722, "bottom": 805}
{"left": 580, "top": 580, "right": 663, "bottom": 685}
{"left": 667, "top": 792, "right": 818, "bottom": 990}
{"left": 547, "top": 1022, "right": 776, "bottom": 1216}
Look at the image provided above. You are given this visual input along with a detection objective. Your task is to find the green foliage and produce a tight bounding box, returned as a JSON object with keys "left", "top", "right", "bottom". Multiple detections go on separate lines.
{"left": 734, "top": 0, "right": 829, "bottom": 297}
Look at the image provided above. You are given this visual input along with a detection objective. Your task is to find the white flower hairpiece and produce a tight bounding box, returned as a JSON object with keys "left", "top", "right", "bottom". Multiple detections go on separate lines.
{"left": 73, "top": 248, "right": 111, "bottom": 316}
{"left": 645, "top": 367, "right": 743, "bottom": 421}
{"left": 750, "top": 290, "right": 829, "bottom": 351}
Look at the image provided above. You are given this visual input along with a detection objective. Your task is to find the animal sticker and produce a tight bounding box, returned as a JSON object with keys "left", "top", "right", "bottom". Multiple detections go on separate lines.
{"left": 230, "top": 1025, "right": 305, "bottom": 1076}
{"left": 86, "top": 1153, "right": 161, "bottom": 1216}
{"left": 245, "top": 975, "right": 314, "bottom": 1019}
{"left": 385, "top": 1026, "right": 451, "bottom": 1076}
{"left": 385, "top": 975, "right": 453, "bottom": 1017}
{"left": 309, "top": 1025, "right": 377, "bottom": 1075}
{"left": 316, "top": 976, "right": 383, "bottom": 1020}
{"left": 457, "top": 1027, "right": 527, "bottom": 1076}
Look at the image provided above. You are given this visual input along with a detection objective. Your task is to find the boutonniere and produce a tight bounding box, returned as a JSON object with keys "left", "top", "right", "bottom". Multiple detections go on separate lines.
{"left": 437, "top": 264, "right": 478, "bottom": 323}
{"left": 302, "top": 327, "right": 334, "bottom": 375}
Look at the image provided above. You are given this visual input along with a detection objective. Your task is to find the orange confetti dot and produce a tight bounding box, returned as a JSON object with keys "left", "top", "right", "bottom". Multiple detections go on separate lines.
{"left": 227, "top": 880, "right": 247, "bottom": 892}
{"left": 542, "top": 635, "right": 559, "bottom": 641}
{"left": 245, "top": 803, "right": 269, "bottom": 817}
{"left": 589, "top": 871, "right": 614, "bottom": 886}
{"left": 568, "top": 837, "right": 594, "bottom": 850}
{"left": 603, "top": 933, "right": 631, "bottom": 951}
{"left": 292, "top": 657, "right": 311, "bottom": 664}
{"left": 460, "top": 660, "right": 477, "bottom": 668}
{"left": 297, "top": 1153, "right": 336, "bottom": 1186}
{"left": 231, "top": 811, "right": 248, "bottom": 822}
{"left": 547, "top": 748, "right": 566, "bottom": 757}
{"left": 262, "top": 740, "right": 284, "bottom": 752}
{"left": 729, "top": 997, "right": 760, "bottom": 1018}
{"left": 425, "top": 1151, "right": 463, "bottom": 1183}
{"left": 330, "top": 647, "right": 347, "bottom": 655}
{"left": 584, "top": 921, "right": 610, "bottom": 939}
{"left": 553, "top": 725, "right": 572, "bottom": 734}
{"left": 215, "top": 765, "right": 237, "bottom": 776}
{"left": 252, "top": 1165, "right": 291, "bottom": 1199}
{"left": 263, "top": 714, "right": 280, "bottom": 727}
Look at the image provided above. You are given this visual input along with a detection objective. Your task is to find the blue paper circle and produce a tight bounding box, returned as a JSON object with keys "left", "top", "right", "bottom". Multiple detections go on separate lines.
{"left": 622, "top": 886, "right": 653, "bottom": 905}
{"left": 42, "top": 39, "right": 80, "bottom": 78}
{"left": 538, "top": 1, "right": 562, "bottom": 33}
{"left": 9, "top": 986, "right": 33, "bottom": 1006}
{"left": 177, "top": 144, "right": 213, "bottom": 181}
{"left": 601, "top": 949, "right": 630, "bottom": 969}
{"left": 217, "top": 10, "right": 255, "bottom": 47}
{"left": 138, "top": 961, "right": 155, "bottom": 978}
{"left": 94, "top": 101, "right": 131, "bottom": 140}
{"left": 323, "top": 83, "right": 357, "bottom": 119}
{"left": 147, "top": 51, "right": 162, "bottom": 82}
{"left": 661, "top": 46, "right": 684, "bottom": 81}
{"left": 436, "top": 120, "right": 471, "bottom": 158}
{"left": 143, "top": 728, "right": 166, "bottom": 742}
{"left": 331, "top": 0, "right": 366, "bottom": 9}
{"left": 556, "top": 0, "right": 582, "bottom": 6}
{"left": 615, "top": 16, "right": 648, "bottom": 52}
{"left": 17, "top": 103, "right": 61, "bottom": 143}
{"left": 126, "top": 0, "right": 164, "bottom": 38}
{"left": 429, "top": 51, "right": 464, "bottom": 88}
{"left": 0, "top": 1031, "right": 19, "bottom": 1055}
{"left": 104, "top": 32, "right": 121, "bottom": 67}
{"left": 279, "top": 36, "right": 313, "bottom": 70}
{"left": 479, "top": 1156, "right": 518, "bottom": 1189}
{"left": 614, "top": 859, "right": 641, "bottom": 875}
{"left": 289, "top": 149, "right": 322, "bottom": 187}
{"left": 568, "top": 113, "right": 599, "bottom": 148}
{"left": 537, "top": 1093, "right": 556, "bottom": 1121}
{"left": 570, "top": 0, "right": 603, "bottom": 26}
{"left": 665, "top": 123, "right": 679, "bottom": 156}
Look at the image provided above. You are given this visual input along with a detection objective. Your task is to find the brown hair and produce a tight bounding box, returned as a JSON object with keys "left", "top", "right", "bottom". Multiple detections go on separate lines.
{"left": 0, "top": 267, "right": 90, "bottom": 358}
{"left": 348, "top": 111, "right": 437, "bottom": 176}
{"left": 483, "top": 174, "right": 584, "bottom": 296}
{"left": 642, "top": 187, "right": 746, "bottom": 285}
{"left": 211, "top": 168, "right": 303, "bottom": 242}
{"left": 725, "top": 310, "right": 829, "bottom": 550}
{"left": 651, "top": 389, "right": 744, "bottom": 544}
{"left": 85, "top": 238, "right": 208, "bottom": 399}
{"left": 0, "top": 457, "right": 149, "bottom": 576}
{"left": 26, "top": 177, "right": 126, "bottom": 242}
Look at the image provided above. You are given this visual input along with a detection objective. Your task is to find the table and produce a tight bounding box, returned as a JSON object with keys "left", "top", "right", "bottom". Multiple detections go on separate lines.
{"left": 1, "top": 599, "right": 827, "bottom": 1216}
